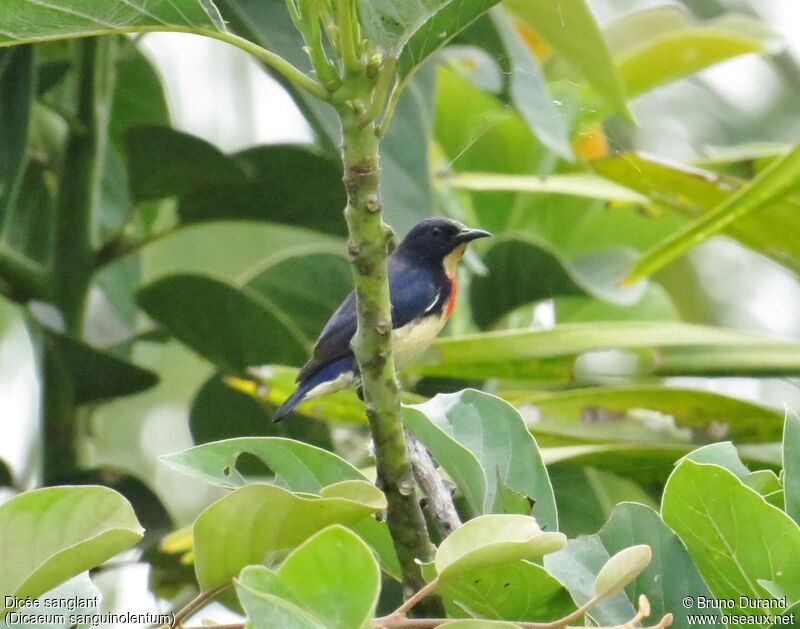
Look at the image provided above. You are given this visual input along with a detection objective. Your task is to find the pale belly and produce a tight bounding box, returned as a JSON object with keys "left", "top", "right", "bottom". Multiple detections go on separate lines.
{"left": 392, "top": 314, "right": 448, "bottom": 368}
{"left": 303, "top": 314, "right": 446, "bottom": 401}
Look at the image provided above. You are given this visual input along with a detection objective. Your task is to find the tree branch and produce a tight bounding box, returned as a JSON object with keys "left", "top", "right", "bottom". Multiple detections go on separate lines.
{"left": 0, "top": 246, "right": 48, "bottom": 302}
{"left": 406, "top": 431, "right": 461, "bottom": 539}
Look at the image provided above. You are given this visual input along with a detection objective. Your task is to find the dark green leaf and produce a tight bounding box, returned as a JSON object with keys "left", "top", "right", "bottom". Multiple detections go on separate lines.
{"left": 179, "top": 145, "right": 347, "bottom": 235}
{"left": 598, "top": 502, "right": 718, "bottom": 626}
{"left": 124, "top": 126, "right": 246, "bottom": 201}
{"left": 45, "top": 332, "right": 158, "bottom": 404}
{"left": 136, "top": 273, "right": 308, "bottom": 371}
{"left": 189, "top": 373, "right": 333, "bottom": 450}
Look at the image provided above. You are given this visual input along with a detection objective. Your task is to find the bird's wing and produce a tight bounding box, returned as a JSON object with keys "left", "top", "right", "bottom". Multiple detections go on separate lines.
{"left": 296, "top": 256, "right": 441, "bottom": 382}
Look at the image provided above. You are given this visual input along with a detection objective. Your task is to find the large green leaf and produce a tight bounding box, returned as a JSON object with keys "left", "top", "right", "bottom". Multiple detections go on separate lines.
{"left": 626, "top": 144, "right": 800, "bottom": 283}
{"left": 591, "top": 153, "right": 800, "bottom": 275}
{"left": 6, "top": 572, "right": 101, "bottom": 629}
{"left": 237, "top": 568, "right": 324, "bottom": 629}
{"left": 434, "top": 514, "right": 565, "bottom": 582}
{"left": 179, "top": 145, "right": 347, "bottom": 235}
{"left": 548, "top": 467, "right": 656, "bottom": 538}
{"left": 0, "top": 0, "right": 226, "bottom": 46}
{"left": 605, "top": 7, "right": 780, "bottom": 98}
{"left": 404, "top": 389, "right": 558, "bottom": 529}
{"left": 0, "top": 486, "right": 143, "bottom": 616}
{"left": 510, "top": 386, "right": 784, "bottom": 445}
{"left": 237, "top": 527, "right": 380, "bottom": 629}
{"left": 163, "top": 436, "right": 400, "bottom": 578}
{"left": 437, "top": 560, "right": 574, "bottom": 623}
{"left": 44, "top": 332, "right": 158, "bottom": 404}
{"left": 491, "top": 8, "right": 571, "bottom": 160}
{"left": 137, "top": 273, "right": 308, "bottom": 371}
{"left": 785, "top": 411, "right": 800, "bottom": 526}
{"left": 193, "top": 482, "right": 386, "bottom": 589}
{"left": 162, "top": 437, "right": 363, "bottom": 491}
{"left": 504, "top": 0, "right": 628, "bottom": 115}
{"left": 662, "top": 461, "right": 800, "bottom": 620}
{"left": 543, "top": 537, "right": 637, "bottom": 626}
{"left": 124, "top": 126, "right": 246, "bottom": 201}
{"left": 469, "top": 238, "right": 643, "bottom": 329}
{"left": 398, "top": 1, "right": 500, "bottom": 78}
{"left": 415, "top": 322, "right": 800, "bottom": 381}
{"left": 598, "top": 502, "right": 718, "bottom": 627}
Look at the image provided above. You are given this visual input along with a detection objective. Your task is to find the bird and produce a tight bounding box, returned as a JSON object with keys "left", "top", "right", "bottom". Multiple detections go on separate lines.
{"left": 270, "top": 217, "right": 491, "bottom": 420}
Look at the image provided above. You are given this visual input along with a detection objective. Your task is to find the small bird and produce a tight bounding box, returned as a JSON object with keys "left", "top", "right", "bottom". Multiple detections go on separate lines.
{"left": 272, "top": 217, "right": 491, "bottom": 420}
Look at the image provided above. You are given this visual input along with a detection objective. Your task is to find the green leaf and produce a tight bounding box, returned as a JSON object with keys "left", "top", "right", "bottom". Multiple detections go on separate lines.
{"left": 398, "top": 1, "right": 500, "bottom": 78}
{"left": 404, "top": 389, "right": 558, "bottom": 529}
{"left": 469, "top": 238, "right": 644, "bottom": 329}
{"left": 179, "top": 145, "right": 347, "bottom": 235}
{"left": 504, "top": 0, "right": 628, "bottom": 116}
{"left": 512, "top": 386, "right": 784, "bottom": 445}
{"left": 598, "top": 502, "right": 718, "bottom": 626}
{"left": 606, "top": 7, "right": 781, "bottom": 98}
{"left": 784, "top": 411, "right": 800, "bottom": 526}
{"left": 0, "top": 486, "right": 143, "bottom": 615}
{"left": 124, "top": 126, "right": 246, "bottom": 201}
{"left": 192, "top": 482, "right": 386, "bottom": 589}
{"left": 137, "top": 273, "right": 308, "bottom": 371}
{"left": 548, "top": 467, "right": 656, "bottom": 538}
{"left": 237, "top": 570, "right": 324, "bottom": 629}
{"left": 0, "top": 0, "right": 226, "bottom": 46}
{"left": 544, "top": 537, "right": 637, "bottom": 626}
{"left": 662, "top": 461, "right": 800, "bottom": 618}
{"left": 237, "top": 526, "right": 380, "bottom": 629}
{"left": 0, "top": 46, "right": 32, "bottom": 214}
{"left": 435, "top": 514, "right": 566, "bottom": 582}
{"left": 682, "top": 441, "right": 750, "bottom": 478}
{"left": 44, "top": 332, "right": 158, "bottom": 403}
{"left": 593, "top": 545, "right": 651, "bottom": 599}
{"left": 626, "top": 144, "right": 800, "bottom": 283}
{"left": 491, "top": 8, "right": 571, "bottom": 160}
{"left": 162, "top": 437, "right": 364, "bottom": 491}
{"left": 436, "top": 560, "right": 574, "bottom": 623}
{"left": 442, "top": 172, "right": 649, "bottom": 204}
{"left": 415, "top": 322, "right": 800, "bottom": 381}
{"left": 591, "top": 152, "right": 800, "bottom": 276}
{"left": 163, "top": 436, "right": 400, "bottom": 579}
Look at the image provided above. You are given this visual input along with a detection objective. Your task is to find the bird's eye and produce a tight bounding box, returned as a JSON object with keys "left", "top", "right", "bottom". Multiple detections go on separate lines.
{"left": 431, "top": 227, "right": 442, "bottom": 237}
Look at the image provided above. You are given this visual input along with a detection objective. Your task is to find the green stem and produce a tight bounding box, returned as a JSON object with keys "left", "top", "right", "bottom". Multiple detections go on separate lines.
{"left": 43, "top": 37, "right": 116, "bottom": 484}
{"left": 336, "top": 0, "right": 361, "bottom": 73}
{"left": 338, "top": 92, "right": 436, "bottom": 602}
{"left": 0, "top": 246, "right": 48, "bottom": 302}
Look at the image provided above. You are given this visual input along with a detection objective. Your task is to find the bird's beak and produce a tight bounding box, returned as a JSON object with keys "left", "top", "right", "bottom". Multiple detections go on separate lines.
{"left": 456, "top": 227, "right": 492, "bottom": 244}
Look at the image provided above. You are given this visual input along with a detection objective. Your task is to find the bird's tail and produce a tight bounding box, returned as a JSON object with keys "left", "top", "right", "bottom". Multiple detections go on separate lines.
{"left": 272, "top": 356, "right": 356, "bottom": 421}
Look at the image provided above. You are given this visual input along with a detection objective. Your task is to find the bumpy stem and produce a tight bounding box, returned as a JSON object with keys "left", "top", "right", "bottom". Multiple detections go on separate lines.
{"left": 339, "top": 104, "right": 435, "bottom": 598}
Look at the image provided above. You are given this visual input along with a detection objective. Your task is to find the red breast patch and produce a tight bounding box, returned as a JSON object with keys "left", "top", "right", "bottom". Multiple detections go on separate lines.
{"left": 444, "top": 275, "right": 457, "bottom": 318}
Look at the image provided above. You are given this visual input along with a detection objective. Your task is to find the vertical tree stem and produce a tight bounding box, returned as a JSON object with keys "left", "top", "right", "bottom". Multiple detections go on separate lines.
{"left": 43, "top": 37, "right": 115, "bottom": 484}
{"left": 339, "top": 106, "right": 435, "bottom": 599}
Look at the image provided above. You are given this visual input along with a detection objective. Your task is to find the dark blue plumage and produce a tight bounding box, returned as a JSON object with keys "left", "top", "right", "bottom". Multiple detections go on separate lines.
{"left": 272, "top": 218, "right": 490, "bottom": 420}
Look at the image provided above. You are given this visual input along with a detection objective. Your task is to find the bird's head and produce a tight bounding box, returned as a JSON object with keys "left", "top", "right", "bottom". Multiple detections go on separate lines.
{"left": 396, "top": 217, "right": 491, "bottom": 274}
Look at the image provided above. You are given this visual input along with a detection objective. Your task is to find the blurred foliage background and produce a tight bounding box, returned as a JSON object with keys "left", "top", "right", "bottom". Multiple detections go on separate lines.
{"left": 1, "top": 0, "right": 800, "bottom": 622}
